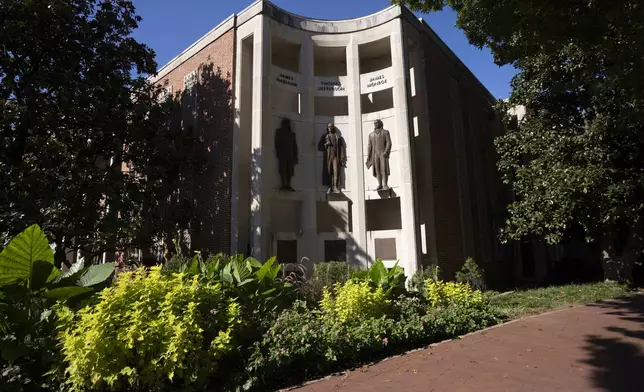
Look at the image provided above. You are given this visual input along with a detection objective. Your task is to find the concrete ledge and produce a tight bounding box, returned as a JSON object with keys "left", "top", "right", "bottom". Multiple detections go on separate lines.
{"left": 263, "top": 1, "right": 402, "bottom": 34}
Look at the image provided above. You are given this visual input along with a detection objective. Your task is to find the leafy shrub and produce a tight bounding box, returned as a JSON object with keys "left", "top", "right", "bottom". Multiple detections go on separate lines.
{"left": 55, "top": 267, "right": 241, "bottom": 391}
{"left": 455, "top": 258, "right": 486, "bottom": 291}
{"left": 296, "top": 260, "right": 404, "bottom": 305}
{"left": 245, "top": 295, "right": 499, "bottom": 391}
{"left": 165, "top": 253, "right": 294, "bottom": 323}
{"left": 161, "top": 253, "right": 190, "bottom": 273}
{"left": 160, "top": 238, "right": 193, "bottom": 274}
{"left": 320, "top": 280, "right": 389, "bottom": 324}
{"left": 365, "top": 259, "right": 406, "bottom": 296}
{"left": 0, "top": 225, "right": 114, "bottom": 391}
{"left": 295, "top": 262, "right": 360, "bottom": 303}
{"left": 245, "top": 302, "right": 397, "bottom": 390}
{"left": 409, "top": 264, "right": 440, "bottom": 293}
{"left": 425, "top": 280, "right": 483, "bottom": 308}
{"left": 313, "top": 261, "right": 356, "bottom": 287}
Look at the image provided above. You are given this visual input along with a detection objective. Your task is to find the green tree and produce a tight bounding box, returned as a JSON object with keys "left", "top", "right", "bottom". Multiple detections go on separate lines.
{"left": 0, "top": 0, "right": 192, "bottom": 265}
{"left": 396, "top": 0, "right": 644, "bottom": 281}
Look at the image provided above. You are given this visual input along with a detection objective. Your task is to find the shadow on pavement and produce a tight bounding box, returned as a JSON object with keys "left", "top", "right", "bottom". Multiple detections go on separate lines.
{"left": 583, "top": 295, "right": 644, "bottom": 392}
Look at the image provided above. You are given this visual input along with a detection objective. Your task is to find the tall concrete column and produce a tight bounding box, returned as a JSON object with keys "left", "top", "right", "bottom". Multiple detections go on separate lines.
{"left": 299, "top": 37, "right": 317, "bottom": 270}
{"left": 347, "top": 40, "right": 369, "bottom": 268}
{"left": 391, "top": 18, "right": 420, "bottom": 277}
{"left": 250, "top": 15, "right": 271, "bottom": 260}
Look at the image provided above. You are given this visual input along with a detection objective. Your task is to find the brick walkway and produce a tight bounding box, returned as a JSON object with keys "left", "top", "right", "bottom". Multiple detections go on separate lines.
{"left": 292, "top": 295, "right": 644, "bottom": 392}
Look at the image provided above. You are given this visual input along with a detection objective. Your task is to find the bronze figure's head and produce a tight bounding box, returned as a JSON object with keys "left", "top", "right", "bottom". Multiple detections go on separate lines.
{"left": 374, "top": 119, "right": 383, "bottom": 129}
{"left": 327, "top": 123, "right": 336, "bottom": 133}
{"left": 281, "top": 117, "right": 291, "bottom": 130}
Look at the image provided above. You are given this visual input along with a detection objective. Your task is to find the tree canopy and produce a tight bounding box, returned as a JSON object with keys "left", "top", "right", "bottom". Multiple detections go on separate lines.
{"left": 397, "top": 1, "right": 644, "bottom": 278}
{"left": 0, "top": 0, "right": 199, "bottom": 265}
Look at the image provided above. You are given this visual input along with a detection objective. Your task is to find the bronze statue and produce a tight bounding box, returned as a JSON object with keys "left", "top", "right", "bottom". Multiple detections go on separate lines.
{"left": 318, "top": 123, "right": 346, "bottom": 193}
{"left": 275, "top": 117, "right": 298, "bottom": 191}
{"left": 366, "top": 119, "right": 392, "bottom": 191}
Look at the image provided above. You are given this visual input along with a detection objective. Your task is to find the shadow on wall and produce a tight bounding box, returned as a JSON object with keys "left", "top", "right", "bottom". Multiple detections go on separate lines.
{"left": 190, "top": 63, "right": 234, "bottom": 254}
{"left": 249, "top": 147, "right": 262, "bottom": 258}
{"left": 583, "top": 296, "right": 644, "bottom": 392}
{"left": 137, "top": 61, "right": 235, "bottom": 263}
{"left": 320, "top": 194, "right": 372, "bottom": 270}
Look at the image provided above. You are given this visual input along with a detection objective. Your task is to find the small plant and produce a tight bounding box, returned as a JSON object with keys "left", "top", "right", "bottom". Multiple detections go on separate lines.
{"left": 455, "top": 258, "right": 486, "bottom": 291}
{"left": 320, "top": 280, "right": 389, "bottom": 324}
{"left": 312, "top": 261, "right": 356, "bottom": 287}
{"left": 425, "top": 280, "right": 483, "bottom": 308}
{"left": 295, "top": 262, "right": 362, "bottom": 304}
{"left": 409, "top": 264, "right": 441, "bottom": 293}
{"left": 365, "top": 259, "right": 406, "bottom": 297}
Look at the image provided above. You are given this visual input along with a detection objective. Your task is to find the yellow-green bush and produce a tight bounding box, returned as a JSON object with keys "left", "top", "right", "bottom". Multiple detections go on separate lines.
{"left": 320, "top": 280, "right": 389, "bottom": 324}
{"left": 425, "top": 280, "right": 483, "bottom": 308}
{"left": 55, "top": 267, "right": 241, "bottom": 391}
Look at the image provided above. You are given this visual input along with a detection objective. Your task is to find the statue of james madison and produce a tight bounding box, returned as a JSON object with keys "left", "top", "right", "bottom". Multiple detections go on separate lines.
{"left": 275, "top": 117, "right": 298, "bottom": 191}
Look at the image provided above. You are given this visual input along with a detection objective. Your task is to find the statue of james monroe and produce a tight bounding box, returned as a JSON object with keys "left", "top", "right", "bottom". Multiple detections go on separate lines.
{"left": 275, "top": 117, "right": 298, "bottom": 191}
{"left": 366, "top": 119, "right": 392, "bottom": 191}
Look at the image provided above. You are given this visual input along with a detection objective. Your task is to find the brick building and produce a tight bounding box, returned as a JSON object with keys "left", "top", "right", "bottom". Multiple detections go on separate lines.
{"left": 151, "top": 0, "right": 517, "bottom": 284}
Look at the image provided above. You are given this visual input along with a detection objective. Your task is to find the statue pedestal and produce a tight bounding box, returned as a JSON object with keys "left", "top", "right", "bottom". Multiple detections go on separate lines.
{"left": 376, "top": 188, "right": 395, "bottom": 199}
{"left": 326, "top": 192, "right": 348, "bottom": 202}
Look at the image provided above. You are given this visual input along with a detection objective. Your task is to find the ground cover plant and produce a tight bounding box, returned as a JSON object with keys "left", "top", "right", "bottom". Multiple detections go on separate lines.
{"left": 487, "top": 282, "right": 631, "bottom": 319}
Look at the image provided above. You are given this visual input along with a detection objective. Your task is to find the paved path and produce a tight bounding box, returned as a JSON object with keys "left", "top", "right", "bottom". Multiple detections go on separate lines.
{"left": 292, "top": 295, "right": 644, "bottom": 392}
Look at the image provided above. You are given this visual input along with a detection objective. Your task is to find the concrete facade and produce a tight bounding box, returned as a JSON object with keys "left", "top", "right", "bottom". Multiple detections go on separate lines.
{"left": 151, "top": 1, "right": 513, "bottom": 281}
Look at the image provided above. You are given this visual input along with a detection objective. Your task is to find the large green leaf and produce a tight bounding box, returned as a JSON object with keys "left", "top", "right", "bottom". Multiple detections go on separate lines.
{"left": 43, "top": 286, "right": 93, "bottom": 301}
{"left": 256, "top": 257, "right": 276, "bottom": 281}
{"left": 0, "top": 225, "right": 54, "bottom": 286}
{"left": 76, "top": 263, "right": 115, "bottom": 287}
{"left": 247, "top": 257, "right": 262, "bottom": 269}
{"left": 221, "top": 262, "right": 234, "bottom": 283}
{"left": 186, "top": 255, "right": 200, "bottom": 275}
{"left": 368, "top": 259, "right": 387, "bottom": 286}
{"left": 269, "top": 264, "right": 282, "bottom": 281}
{"left": 63, "top": 258, "right": 85, "bottom": 278}
{"left": 232, "top": 258, "right": 253, "bottom": 285}
{"left": 31, "top": 260, "right": 57, "bottom": 291}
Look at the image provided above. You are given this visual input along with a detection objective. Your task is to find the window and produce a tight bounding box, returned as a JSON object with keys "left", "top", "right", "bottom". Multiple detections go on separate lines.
{"left": 324, "top": 240, "right": 347, "bottom": 262}
{"left": 183, "top": 69, "right": 198, "bottom": 90}
{"left": 158, "top": 85, "right": 173, "bottom": 102}
{"left": 277, "top": 240, "right": 298, "bottom": 264}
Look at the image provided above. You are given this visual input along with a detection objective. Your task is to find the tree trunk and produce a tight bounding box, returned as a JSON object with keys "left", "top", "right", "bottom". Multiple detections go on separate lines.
{"left": 600, "top": 225, "right": 641, "bottom": 283}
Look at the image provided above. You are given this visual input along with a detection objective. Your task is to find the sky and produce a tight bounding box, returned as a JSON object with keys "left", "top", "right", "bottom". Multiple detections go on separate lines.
{"left": 131, "top": 0, "right": 516, "bottom": 98}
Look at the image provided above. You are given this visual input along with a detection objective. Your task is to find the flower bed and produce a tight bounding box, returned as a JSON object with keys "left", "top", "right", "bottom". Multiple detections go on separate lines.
{"left": 0, "top": 226, "right": 500, "bottom": 391}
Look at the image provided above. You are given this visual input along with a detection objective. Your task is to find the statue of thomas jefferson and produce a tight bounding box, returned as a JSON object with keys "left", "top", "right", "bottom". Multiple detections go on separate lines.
{"left": 366, "top": 119, "right": 392, "bottom": 191}
{"left": 318, "top": 123, "right": 346, "bottom": 194}
{"left": 275, "top": 117, "right": 298, "bottom": 191}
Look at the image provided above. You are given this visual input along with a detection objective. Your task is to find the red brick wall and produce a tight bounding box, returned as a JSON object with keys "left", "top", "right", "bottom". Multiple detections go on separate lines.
{"left": 420, "top": 36, "right": 465, "bottom": 278}
{"left": 156, "top": 29, "right": 236, "bottom": 255}
{"left": 419, "top": 33, "right": 510, "bottom": 282}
